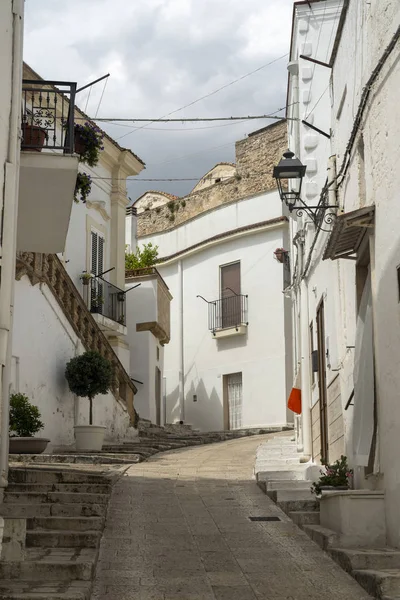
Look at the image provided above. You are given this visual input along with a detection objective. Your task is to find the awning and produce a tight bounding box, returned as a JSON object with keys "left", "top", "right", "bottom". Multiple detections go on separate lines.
{"left": 323, "top": 206, "right": 375, "bottom": 260}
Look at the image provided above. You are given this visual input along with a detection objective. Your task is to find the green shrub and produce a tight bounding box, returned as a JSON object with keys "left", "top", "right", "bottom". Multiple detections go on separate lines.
{"left": 65, "top": 351, "right": 113, "bottom": 424}
{"left": 125, "top": 242, "right": 159, "bottom": 270}
{"left": 9, "top": 393, "right": 44, "bottom": 437}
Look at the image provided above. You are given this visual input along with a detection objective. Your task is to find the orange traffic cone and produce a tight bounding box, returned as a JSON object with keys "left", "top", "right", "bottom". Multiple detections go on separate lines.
{"left": 288, "top": 369, "right": 301, "bottom": 414}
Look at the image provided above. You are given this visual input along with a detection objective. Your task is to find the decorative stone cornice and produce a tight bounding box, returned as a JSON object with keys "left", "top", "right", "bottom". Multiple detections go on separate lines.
{"left": 86, "top": 200, "right": 110, "bottom": 221}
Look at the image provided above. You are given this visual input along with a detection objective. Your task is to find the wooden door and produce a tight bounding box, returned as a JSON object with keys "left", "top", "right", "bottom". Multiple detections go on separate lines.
{"left": 224, "top": 373, "right": 243, "bottom": 430}
{"left": 220, "top": 262, "right": 240, "bottom": 328}
{"left": 155, "top": 367, "right": 161, "bottom": 426}
{"left": 316, "top": 301, "right": 329, "bottom": 463}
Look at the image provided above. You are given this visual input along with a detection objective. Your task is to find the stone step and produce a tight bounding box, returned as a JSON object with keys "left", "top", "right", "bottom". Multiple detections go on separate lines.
{"left": 353, "top": 569, "right": 400, "bottom": 598}
{"left": 4, "top": 492, "right": 109, "bottom": 505}
{"left": 26, "top": 530, "right": 101, "bottom": 548}
{"left": 266, "top": 480, "right": 313, "bottom": 491}
{"left": 0, "top": 548, "right": 96, "bottom": 581}
{"left": 256, "top": 468, "right": 310, "bottom": 482}
{"left": 0, "top": 580, "right": 91, "bottom": 599}
{"left": 329, "top": 548, "right": 400, "bottom": 574}
{"left": 277, "top": 499, "right": 319, "bottom": 515}
{"left": 302, "top": 524, "right": 340, "bottom": 550}
{"left": 256, "top": 458, "right": 302, "bottom": 467}
{"left": 0, "top": 502, "right": 107, "bottom": 519}
{"left": 10, "top": 454, "right": 142, "bottom": 465}
{"left": 267, "top": 488, "right": 315, "bottom": 502}
{"left": 9, "top": 469, "right": 111, "bottom": 485}
{"left": 7, "top": 483, "right": 111, "bottom": 494}
{"left": 27, "top": 517, "right": 104, "bottom": 531}
{"left": 289, "top": 510, "right": 321, "bottom": 526}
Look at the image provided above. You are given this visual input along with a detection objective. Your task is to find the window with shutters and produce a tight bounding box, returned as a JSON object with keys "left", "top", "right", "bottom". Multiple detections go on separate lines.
{"left": 90, "top": 229, "right": 105, "bottom": 314}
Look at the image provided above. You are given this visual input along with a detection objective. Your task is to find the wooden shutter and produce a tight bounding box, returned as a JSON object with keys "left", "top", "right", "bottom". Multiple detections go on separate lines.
{"left": 91, "top": 231, "right": 98, "bottom": 275}
{"left": 221, "top": 262, "right": 240, "bottom": 298}
{"left": 98, "top": 236, "right": 104, "bottom": 276}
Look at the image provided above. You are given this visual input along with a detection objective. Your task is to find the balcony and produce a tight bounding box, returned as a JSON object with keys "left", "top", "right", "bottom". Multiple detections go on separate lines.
{"left": 125, "top": 267, "right": 172, "bottom": 345}
{"left": 88, "top": 277, "right": 127, "bottom": 337}
{"left": 208, "top": 294, "right": 248, "bottom": 338}
{"left": 17, "top": 79, "right": 79, "bottom": 254}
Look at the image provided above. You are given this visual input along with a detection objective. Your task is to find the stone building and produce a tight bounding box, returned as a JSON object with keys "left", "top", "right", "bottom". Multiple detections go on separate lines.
{"left": 130, "top": 120, "right": 294, "bottom": 431}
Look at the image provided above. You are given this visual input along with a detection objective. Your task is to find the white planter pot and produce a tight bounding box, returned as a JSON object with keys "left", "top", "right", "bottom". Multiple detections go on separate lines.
{"left": 74, "top": 425, "right": 106, "bottom": 451}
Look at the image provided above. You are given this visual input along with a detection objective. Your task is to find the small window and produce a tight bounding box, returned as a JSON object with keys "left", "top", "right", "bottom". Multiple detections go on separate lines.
{"left": 215, "top": 177, "right": 221, "bottom": 183}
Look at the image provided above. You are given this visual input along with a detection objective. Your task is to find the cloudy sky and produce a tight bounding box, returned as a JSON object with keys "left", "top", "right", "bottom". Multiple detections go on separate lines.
{"left": 24, "top": 0, "right": 294, "bottom": 201}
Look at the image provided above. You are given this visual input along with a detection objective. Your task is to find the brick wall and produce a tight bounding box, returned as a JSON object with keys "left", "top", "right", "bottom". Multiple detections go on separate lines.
{"left": 137, "top": 120, "right": 287, "bottom": 237}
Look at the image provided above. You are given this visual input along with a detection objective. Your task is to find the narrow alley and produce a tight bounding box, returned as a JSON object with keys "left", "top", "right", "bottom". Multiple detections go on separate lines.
{"left": 92, "top": 435, "right": 370, "bottom": 600}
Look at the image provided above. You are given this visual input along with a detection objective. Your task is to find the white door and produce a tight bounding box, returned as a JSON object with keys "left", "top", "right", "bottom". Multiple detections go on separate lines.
{"left": 227, "top": 373, "right": 242, "bottom": 429}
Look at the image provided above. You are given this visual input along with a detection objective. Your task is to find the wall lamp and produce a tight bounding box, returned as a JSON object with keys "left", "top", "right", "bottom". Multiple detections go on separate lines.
{"left": 273, "top": 150, "right": 338, "bottom": 231}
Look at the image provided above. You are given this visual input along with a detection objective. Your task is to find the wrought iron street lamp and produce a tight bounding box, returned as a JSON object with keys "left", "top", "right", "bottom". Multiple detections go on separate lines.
{"left": 273, "top": 150, "right": 306, "bottom": 211}
{"left": 273, "top": 150, "right": 338, "bottom": 231}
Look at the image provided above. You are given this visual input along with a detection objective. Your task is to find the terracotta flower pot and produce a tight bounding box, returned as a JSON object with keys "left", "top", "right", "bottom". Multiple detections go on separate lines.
{"left": 21, "top": 124, "right": 47, "bottom": 152}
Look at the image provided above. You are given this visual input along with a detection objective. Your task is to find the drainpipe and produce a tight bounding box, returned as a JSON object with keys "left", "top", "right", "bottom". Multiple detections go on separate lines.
{"left": 178, "top": 259, "right": 185, "bottom": 422}
{"left": 300, "top": 273, "right": 312, "bottom": 462}
{"left": 0, "top": 0, "right": 24, "bottom": 491}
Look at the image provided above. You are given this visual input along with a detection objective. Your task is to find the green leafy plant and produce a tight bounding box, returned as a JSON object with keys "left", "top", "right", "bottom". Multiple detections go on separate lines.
{"left": 73, "top": 122, "right": 104, "bottom": 167}
{"left": 125, "top": 242, "right": 159, "bottom": 270}
{"left": 74, "top": 172, "right": 92, "bottom": 203}
{"left": 180, "top": 200, "right": 186, "bottom": 208}
{"left": 9, "top": 393, "right": 44, "bottom": 438}
{"left": 79, "top": 272, "right": 93, "bottom": 283}
{"left": 65, "top": 351, "right": 113, "bottom": 424}
{"left": 167, "top": 201, "right": 176, "bottom": 212}
{"left": 311, "top": 455, "right": 353, "bottom": 496}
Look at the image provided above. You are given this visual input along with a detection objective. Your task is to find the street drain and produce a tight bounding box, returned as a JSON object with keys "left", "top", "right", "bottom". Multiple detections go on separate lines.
{"left": 249, "top": 516, "right": 281, "bottom": 522}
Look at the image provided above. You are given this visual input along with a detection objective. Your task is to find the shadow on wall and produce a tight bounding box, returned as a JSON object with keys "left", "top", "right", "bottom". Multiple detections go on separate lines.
{"left": 185, "top": 378, "right": 223, "bottom": 432}
{"left": 166, "top": 378, "right": 223, "bottom": 432}
{"left": 216, "top": 332, "right": 248, "bottom": 352}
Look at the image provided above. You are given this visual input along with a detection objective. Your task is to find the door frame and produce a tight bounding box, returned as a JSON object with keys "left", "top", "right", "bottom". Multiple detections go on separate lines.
{"left": 316, "top": 299, "right": 329, "bottom": 463}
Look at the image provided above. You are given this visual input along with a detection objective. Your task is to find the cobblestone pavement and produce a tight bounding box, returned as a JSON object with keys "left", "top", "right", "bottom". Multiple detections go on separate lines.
{"left": 91, "top": 434, "right": 371, "bottom": 600}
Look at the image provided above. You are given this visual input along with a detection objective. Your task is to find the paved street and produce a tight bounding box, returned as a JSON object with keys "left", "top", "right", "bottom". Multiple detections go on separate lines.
{"left": 92, "top": 434, "right": 371, "bottom": 600}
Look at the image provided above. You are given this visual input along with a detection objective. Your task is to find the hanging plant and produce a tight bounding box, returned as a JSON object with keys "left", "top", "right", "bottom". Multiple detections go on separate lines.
{"left": 74, "top": 172, "right": 92, "bottom": 203}
{"left": 73, "top": 122, "right": 104, "bottom": 167}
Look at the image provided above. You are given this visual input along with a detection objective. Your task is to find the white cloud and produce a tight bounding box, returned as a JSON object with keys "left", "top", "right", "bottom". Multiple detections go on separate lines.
{"left": 23, "top": 0, "right": 294, "bottom": 200}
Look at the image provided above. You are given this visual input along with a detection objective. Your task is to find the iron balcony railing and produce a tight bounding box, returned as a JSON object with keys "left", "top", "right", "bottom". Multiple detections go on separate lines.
{"left": 22, "top": 80, "right": 77, "bottom": 153}
{"left": 208, "top": 294, "right": 248, "bottom": 333}
{"left": 90, "top": 277, "right": 126, "bottom": 326}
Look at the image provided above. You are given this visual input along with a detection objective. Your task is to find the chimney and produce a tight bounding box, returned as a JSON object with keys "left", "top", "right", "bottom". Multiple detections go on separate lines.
{"left": 125, "top": 205, "right": 137, "bottom": 253}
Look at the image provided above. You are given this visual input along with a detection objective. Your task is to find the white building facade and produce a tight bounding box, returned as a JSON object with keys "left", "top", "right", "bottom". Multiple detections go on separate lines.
{"left": 286, "top": 0, "right": 400, "bottom": 547}
{"left": 11, "top": 65, "right": 144, "bottom": 451}
{"left": 133, "top": 122, "right": 293, "bottom": 432}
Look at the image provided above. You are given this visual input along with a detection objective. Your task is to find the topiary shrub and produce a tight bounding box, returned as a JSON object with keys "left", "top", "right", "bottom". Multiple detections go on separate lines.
{"left": 65, "top": 351, "right": 113, "bottom": 424}
{"left": 9, "top": 393, "right": 44, "bottom": 437}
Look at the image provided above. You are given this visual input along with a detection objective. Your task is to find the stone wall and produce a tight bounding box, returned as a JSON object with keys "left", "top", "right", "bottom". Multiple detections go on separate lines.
{"left": 138, "top": 120, "right": 287, "bottom": 237}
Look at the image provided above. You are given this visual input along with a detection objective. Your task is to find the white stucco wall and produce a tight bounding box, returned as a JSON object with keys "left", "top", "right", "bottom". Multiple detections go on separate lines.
{"left": 11, "top": 276, "right": 136, "bottom": 450}
{"left": 125, "top": 279, "right": 165, "bottom": 424}
{"left": 331, "top": 0, "right": 400, "bottom": 547}
{"left": 136, "top": 188, "right": 291, "bottom": 432}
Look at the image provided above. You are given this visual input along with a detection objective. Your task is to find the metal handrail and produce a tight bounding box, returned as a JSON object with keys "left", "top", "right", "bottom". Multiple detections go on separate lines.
{"left": 208, "top": 294, "right": 248, "bottom": 332}
{"left": 90, "top": 276, "right": 126, "bottom": 326}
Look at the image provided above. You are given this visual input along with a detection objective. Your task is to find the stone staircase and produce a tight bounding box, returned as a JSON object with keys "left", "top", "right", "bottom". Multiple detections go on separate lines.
{"left": 9, "top": 422, "right": 293, "bottom": 469}
{"left": 0, "top": 466, "right": 116, "bottom": 599}
{"left": 256, "top": 436, "right": 400, "bottom": 600}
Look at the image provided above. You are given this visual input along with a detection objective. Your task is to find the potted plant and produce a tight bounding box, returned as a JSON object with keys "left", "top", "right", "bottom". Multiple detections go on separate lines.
{"left": 90, "top": 295, "right": 104, "bottom": 314}
{"left": 21, "top": 122, "right": 48, "bottom": 152}
{"left": 65, "top": 351, "right": 113, "bottom": 451}
{"left": 274, "top": 248, "right": 288, "bottom": 263}
{"left": 79, "top": 272, "right": 93, "bottom": 285}
{"left": 311, "top": 455, "right": 353, "bottom": 497}
{"left": 9, "top": 393, "right": 49, "bottom": 454}
{"left": 73, "top": 122, "right": 104, "bottom": 167}
{"left": 74, "top": 172, "right": 92, "bottom": 203}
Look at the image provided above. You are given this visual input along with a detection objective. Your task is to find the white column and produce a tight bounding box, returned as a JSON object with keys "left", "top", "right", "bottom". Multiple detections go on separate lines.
{"left": 178, "top": 259, "right": 185, "bottom": 422}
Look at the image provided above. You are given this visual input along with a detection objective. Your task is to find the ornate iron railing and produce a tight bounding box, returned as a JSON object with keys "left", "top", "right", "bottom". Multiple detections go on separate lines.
{"left": 90, "top": 277, "right": 126, "bottom": 326}
{"left": 21, "top": 80, "right": 76, "bottom": 152}
{"left": 208, "top": 294, "right": 248, "bottom": 333}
